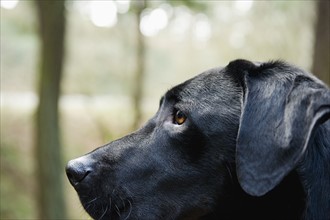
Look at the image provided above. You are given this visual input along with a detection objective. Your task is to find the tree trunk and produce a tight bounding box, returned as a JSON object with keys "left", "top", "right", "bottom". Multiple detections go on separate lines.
{"left": 132, "top": 0, "right": 146, "bottom": 129}
{"left": 35, "top": 0, "right": 67, "bottom": 219}
{"left": 312, "top": 0, "right": 330, "bottom": 85}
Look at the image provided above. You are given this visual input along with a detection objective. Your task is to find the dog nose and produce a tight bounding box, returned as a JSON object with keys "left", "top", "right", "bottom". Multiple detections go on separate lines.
{"left": 66, "top": 157, "right": 93, "bottom": 186}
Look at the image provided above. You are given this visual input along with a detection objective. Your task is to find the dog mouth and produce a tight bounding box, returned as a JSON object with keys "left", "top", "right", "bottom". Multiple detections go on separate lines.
{"left": 81, "top": 187, "right": 133, "bottom": 220}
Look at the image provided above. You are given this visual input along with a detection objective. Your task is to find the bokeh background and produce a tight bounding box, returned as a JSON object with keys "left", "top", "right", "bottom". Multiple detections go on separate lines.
{"left": 1, "top": 0, "right": 329, "bottom": 219}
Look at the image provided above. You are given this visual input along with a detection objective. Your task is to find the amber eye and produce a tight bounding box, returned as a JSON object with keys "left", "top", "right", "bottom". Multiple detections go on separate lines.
{"left": 174, "top": 110, "right": 186, "bottom": 125}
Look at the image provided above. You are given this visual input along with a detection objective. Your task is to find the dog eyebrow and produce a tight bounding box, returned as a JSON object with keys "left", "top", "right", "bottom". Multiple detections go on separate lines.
{"left": 159, "top": 92, "right": 180, "bottom": 110}
{"left": 165, "top": 87, "right": 182, "bottom": 103}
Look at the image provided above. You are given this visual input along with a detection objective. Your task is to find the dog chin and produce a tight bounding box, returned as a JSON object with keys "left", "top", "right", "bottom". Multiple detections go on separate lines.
{"left": 79, "top": 188, "right": 133, "bottom": 220}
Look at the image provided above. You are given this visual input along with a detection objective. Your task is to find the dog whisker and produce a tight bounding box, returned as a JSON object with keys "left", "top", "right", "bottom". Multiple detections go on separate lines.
{"left": 114, "top": 204, "right": 121, "bottom": 217}
{"left": 118, "top": 194, "right": 126, "bottom": 211}
{"left": 84, "top": 201, "right": 95, "bottom": 213}
{"left": 98, "top": 205, "right": 109, "bottom": 220}
{"left": 225, "top": 163, "right": 234, "bottom": 183}
{"left": 109, "top": 196, "right": 112, "bottom": 210}
{"left": 123, "top": 199, "right": 133, "bottom": 220}
{"left": 85, "top": 196, "right": 100, "bottom": 205}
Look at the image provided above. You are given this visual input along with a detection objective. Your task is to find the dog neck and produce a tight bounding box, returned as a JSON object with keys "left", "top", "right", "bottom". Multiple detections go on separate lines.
{"left": 297, "top": 120, "right": 330, "bottom": 220}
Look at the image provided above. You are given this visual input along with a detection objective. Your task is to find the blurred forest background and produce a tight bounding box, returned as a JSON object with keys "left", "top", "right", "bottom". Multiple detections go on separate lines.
{"left": 1, "top": 0, "right": 329, "bottom": 219}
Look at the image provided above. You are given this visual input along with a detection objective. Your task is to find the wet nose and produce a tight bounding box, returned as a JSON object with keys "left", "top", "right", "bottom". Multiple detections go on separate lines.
{"left": 65, "top": 157, "right": 93, "bottom": 186}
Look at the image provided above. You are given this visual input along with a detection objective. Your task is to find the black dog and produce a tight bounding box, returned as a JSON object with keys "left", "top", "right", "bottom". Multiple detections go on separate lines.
{"left": 66, "top": 59, "right": 330, "bottom": 220}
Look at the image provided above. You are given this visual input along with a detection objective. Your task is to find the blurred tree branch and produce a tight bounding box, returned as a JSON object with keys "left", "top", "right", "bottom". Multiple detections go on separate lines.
{"left": 132, "top": 0, "right": 147, "bottom": 129}
{"left": 34, "top": 0, "right": 67, "bottom": 218}
{"left": 130, "top": 0, "right": 207, "bottom": 129}
{"left": 312, "top": 0, "right": 330, "bottom": 85}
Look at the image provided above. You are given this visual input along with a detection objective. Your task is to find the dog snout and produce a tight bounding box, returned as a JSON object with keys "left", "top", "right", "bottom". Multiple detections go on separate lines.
{"left": 66, "top": 156, "right": 94, "bottom": 186}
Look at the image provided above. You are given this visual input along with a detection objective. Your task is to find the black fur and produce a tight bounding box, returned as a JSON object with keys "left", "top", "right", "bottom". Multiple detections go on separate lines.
{"left": 66, "top": 59, "right": 330, "bottom": 220}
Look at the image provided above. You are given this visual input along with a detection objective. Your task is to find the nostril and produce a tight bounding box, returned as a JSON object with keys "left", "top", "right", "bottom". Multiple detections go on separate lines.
{"left": 66, "top": 159, "right": 92, "bottom": 186}
{"left": 67, "top": 170, "right": 90, "bottom": 185}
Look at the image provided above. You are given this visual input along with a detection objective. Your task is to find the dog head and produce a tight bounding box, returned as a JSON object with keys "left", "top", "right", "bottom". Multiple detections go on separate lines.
{"left": 66, "top": 59, "right": 330, "bottom": 219}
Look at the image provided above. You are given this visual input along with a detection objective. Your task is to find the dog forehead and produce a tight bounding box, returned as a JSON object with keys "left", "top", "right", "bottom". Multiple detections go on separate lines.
{"left": 165, "top": 67, "right": 236, "bottom": 104}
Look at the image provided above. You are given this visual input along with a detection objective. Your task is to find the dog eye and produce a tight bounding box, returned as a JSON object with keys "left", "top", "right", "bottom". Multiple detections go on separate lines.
{"left": 174, "top": 110, "right": 186, "bottom": 125}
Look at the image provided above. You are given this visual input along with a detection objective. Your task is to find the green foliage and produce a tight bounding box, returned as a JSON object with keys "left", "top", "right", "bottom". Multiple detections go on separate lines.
{"left": 0, "top": 108, "right": 37, "bottom": 219}
{"left": 1, "top": 145, "right": 36, "bottom": 219}
{"left": 166, "top": 0, "right": 207, "bottom": 11}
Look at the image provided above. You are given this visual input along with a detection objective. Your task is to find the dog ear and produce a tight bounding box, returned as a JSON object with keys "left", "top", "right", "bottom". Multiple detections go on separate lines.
{"left": 231, "top": 60, "right": 330, "bottom": 196}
